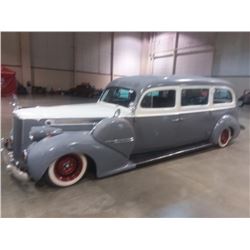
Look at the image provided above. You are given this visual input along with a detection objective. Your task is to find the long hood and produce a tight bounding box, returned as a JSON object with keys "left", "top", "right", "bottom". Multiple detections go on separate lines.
{"left": 13, "top": 102, "right": 131, "bottom": 120}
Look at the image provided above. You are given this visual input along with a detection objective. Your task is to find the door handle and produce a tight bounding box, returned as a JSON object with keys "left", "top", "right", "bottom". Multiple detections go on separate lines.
{"left": 171, "top": 118, "right": 180, "bottom": 122}
{"left": 171, "top": 117, "right": 185, "bottom": 122}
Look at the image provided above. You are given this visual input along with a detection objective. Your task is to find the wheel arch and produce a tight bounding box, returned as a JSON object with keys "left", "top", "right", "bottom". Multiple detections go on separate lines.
{"left": 83, "top": 153, "right": 97, "bottom": 177}
{"left": 45, "top": 151, "right": 98, "bottom": 178}
{"left": 210, "top": 114, "right": 240, "bottom": 145}
{"left": 27, "top": 131, "right": 129, "bottom": 182}
{"left": 229, "top": 126, "right": 235, "bottom": 137}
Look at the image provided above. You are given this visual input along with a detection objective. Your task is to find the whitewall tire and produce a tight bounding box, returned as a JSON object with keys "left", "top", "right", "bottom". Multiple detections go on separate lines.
{"left": 218, "top": 128, "right": 232, "bottom": 148}
{"left": 47, "top": 153, "right": 88, "bottom": 187}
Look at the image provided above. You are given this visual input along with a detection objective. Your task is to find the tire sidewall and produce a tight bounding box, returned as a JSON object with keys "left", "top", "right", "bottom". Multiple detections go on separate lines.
{"left": 47, "top": 154, "right": 88, "bottom": 187}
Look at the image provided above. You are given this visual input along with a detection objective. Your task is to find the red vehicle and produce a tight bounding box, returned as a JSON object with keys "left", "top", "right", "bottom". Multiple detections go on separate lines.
{"left": 1, "top": 66, "right": 17, "bottom": 97}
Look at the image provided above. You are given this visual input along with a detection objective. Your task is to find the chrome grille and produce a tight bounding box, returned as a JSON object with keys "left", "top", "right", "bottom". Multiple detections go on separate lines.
{"left": 13, "top": 116, "right": 23, "bottom": 159}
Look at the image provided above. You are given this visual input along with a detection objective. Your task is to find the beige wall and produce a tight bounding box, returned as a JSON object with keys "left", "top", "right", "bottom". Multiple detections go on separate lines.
{"left": 1, "top": 33, "right": 23, "bottom": 83}
{"left": 151, "top": 32, "right": 215, "bottom": 76}
{"left": 213, "top": 33, "right": 250, "bottom": 76}
{"left": 32, "top": 68, "right": 73, "bottom": 90}
{"left": 113, "top": 32, "right": 142, "bottom": 76}
{"left": 218, "top": 77, "right": 250, "bottom": 98}
{"left": 1, "top": 32, "right": 21, "bottom": 65}
{"left": 31, "top": 32, "right": 74, "bottom": 71}
{"left": 75, "top": 33, "right": 111, "bottom": 75}
{"left": 1, "top": 32, "right": 249, "bottom": 93}
{"left": 1, "top": 32, "right": 142, "bottom": 90}
{"left": 75, "top": 72, "right": 111, "bottom": 90}
{"left": 20, "top": 33, "right": 32, "bottom": 84}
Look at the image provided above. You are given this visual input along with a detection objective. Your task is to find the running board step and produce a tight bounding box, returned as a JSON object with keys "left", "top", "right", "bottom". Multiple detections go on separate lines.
{"left": 131, "top": 142, "right": 213, "bottom": 166}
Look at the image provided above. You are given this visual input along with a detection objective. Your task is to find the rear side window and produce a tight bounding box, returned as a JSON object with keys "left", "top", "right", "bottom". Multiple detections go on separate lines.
{"left": 141, "top": 90, "right": 176, "bottom": 108}
{"left": 181, "top": 88, "right": 209, "bottom": 106}
{"left": 213, "top": 88, "right": 232, "bottom": 104}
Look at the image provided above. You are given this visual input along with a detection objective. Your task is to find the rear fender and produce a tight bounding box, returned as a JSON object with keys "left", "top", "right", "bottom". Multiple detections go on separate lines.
{"left": 210, "top": 114, "right": 240, "bottom": 144}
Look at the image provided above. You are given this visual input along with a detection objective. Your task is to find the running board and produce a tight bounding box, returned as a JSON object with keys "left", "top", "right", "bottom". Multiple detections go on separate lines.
{"left": 131, "top": 142, "right": 213, "bottom": 166}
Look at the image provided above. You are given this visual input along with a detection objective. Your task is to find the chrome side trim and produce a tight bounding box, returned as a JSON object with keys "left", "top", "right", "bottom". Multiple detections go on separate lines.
{"left": 52, "top": 122, "right": 97, "bottom": 126}
{"left": 105, "top": 137, "right": 135, "bottom": 144}
{"left": 50, "top": 118, "right": 101, "bottom": 126}
{"left": 135, "top": 143, "right": 213, "bottom": 166}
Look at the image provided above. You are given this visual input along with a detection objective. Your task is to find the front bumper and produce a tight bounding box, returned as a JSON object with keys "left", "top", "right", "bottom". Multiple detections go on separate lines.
{"left": 1, "top": 139, "right": 30, "bottom": 182}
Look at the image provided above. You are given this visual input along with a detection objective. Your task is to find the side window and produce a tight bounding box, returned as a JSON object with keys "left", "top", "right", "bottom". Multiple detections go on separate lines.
{"left": 213, "top": 88, "right": 232, "bottom": 104}
{"left": 141, "top": 90, "right": 176, "bottom": 108}
{"left": 181, "top": 88, "right": 209, "bottom": 106}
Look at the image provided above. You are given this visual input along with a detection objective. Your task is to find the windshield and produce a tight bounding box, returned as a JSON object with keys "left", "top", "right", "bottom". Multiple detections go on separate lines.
{"left": 100, "top": 87, "right": 136, "bottom": 107}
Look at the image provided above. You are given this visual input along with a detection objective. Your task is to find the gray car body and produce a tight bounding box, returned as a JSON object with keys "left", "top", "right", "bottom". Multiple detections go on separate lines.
{"left": 9, "top": 75, "right": 240, "bottom": 182}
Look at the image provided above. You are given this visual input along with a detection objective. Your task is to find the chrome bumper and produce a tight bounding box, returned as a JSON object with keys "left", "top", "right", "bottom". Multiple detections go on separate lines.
{"left": 1, "top": 139, "right": 30, "bottom": 182}
{"left": 6, "top": 163, "right": 30, "bottom": 182}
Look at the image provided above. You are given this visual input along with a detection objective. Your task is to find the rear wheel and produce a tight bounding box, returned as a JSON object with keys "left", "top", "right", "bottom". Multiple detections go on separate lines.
{"left": 46, "top": 153, "right": 88, "bottom": 187}
{"left": 218, "top": 128, "right": 232, "bottom": 148}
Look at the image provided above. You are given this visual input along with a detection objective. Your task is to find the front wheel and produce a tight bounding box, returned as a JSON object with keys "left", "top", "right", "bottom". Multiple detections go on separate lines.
{"left": 46, "top": 153, "right": 88, "bottom": 187}
{"left": 218, "top": 128, "right": 232, "bottom": 148}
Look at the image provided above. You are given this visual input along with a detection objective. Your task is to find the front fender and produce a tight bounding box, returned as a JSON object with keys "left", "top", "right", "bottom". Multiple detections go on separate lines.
{"left": 93, "top": 117, "right": 135, "bottom": 158}
{"left": 27, "top": 131, "right": 130, "bottom": 181}
{"left": 210, "top": 114, "right": 240, "bottom": 144}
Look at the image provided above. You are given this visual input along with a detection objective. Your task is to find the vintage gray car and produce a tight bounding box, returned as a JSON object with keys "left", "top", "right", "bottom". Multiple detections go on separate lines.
{"left": 3, "top": 75, "right": 240, "bottom": 187}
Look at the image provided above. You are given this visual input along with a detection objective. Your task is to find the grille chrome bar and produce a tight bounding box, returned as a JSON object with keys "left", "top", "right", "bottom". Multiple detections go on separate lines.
{"left": 13, "top": 116, "right": 23, "bottom": 159}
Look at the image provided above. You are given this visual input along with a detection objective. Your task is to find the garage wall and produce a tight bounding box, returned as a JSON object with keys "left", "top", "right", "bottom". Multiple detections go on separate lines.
{"left": 149, "top": 32, "right": 249, "bottom": 98}
{"left": 213, "top": 33, "right": 250, "bottom": 76}
{"left": 1, "top": 32, "right": 23, "bottom": 82}
{"left": 75, "top": 32, "right": 142, "bottom": 88}
{"left": 1, "top": 32, "right": 249, "bottom": 95}
{"left": 75, "top": 32, "right": 111, "bottom": 75}
{"left": 220, "top": 77, "right": 250, "bottom": 98}
{"left": 151, "top": 32, "right": 215, "bottom": 76}
{"left": 74, "top": 32, "right": 111, "bottom": 88}
{"left": 212, "top": 33, "right": 250, "bottom": 97}
{"left": 1, "top": 32, "right": 21, "bottom": 66}
{"left": 1, "top": 32, "right": 74, "bottom": 90}
{"left": 113, "top": 32, "right": 142, "bottom": 76}
{"left": 75, "top": 72, "right": 111, "bottom": 90}
{"left": 31, "top": 32, "right": 74, "bottom": 90}
{"left": 31, "top": 32, "right": 74, "bottom": 70}
{"left": 176, "top": 33, "right": 215, "bottom": 75}
{"left": 32, "top": 69, "right": 73, "bottom": 91}
{"left": 152, "top": 32, "right": 176, "bottom": 75}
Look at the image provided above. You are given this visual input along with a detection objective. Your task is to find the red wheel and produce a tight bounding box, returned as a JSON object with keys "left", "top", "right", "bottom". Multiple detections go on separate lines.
{"left": 47, "top": 154, "right": 87, "bottom": 187}
{"left": 218, "top": 128, "right": 232, "bottom": 148}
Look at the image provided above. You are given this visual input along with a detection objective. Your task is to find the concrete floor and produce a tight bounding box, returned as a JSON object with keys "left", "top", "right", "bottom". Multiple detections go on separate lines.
{"left": 1, "top": 95, "right": 250, "bottom": 217}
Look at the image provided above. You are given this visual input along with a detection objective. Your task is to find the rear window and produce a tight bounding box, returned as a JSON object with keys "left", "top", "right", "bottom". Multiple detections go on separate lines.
{"left": 141, "top": 90, "right": 176, "bottom": 108}
{"left": 181, "top": 88, "right": 209, "bottom": 106}
{"left": 213, "top": 88, "right": 232, "bottom": 104}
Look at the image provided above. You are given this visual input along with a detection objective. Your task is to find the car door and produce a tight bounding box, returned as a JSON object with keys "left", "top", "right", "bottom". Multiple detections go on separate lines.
{"left": 178, "top": 87, "right": 212, "bottom": 145}
{"left": 132, "top": 86, "right": 181, "bottom": 154}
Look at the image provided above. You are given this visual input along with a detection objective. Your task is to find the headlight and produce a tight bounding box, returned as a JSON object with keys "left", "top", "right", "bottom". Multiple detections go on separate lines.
{"left": 29, "top": 126, "right": 63, "bottom": 141}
